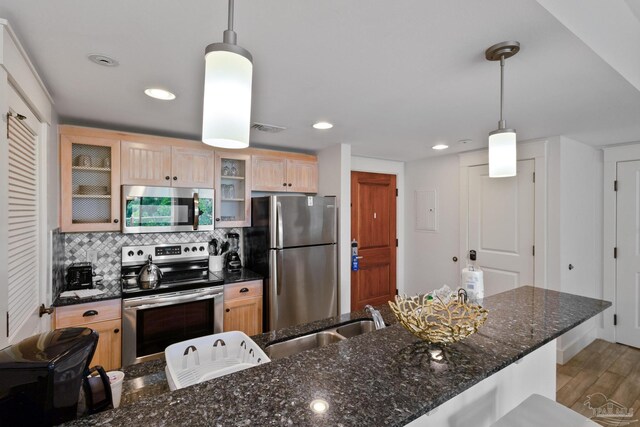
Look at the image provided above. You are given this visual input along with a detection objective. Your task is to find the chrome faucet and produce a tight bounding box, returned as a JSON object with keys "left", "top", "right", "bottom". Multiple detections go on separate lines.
{"left": 365, "top": 305, "right": 386, "bottom": 330}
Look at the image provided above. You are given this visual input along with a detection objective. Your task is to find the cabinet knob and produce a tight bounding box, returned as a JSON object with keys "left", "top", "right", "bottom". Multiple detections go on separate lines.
{"left": 113, "top": 219, "right": 119, "bottom": 224}
{"left": 226, "top": 308, "right": 230, "bottom": 312}
{"left": 173, "top": 176, "right": 178, "bottom": 181}
{"left": 165, "top": 176, "right": 170, "bottom": 180}
{"left": 288, "top": 183, "right": 292, "bottom": 187}
{"left": 215, "top": 218, "right": 221, "bottom": 222}
{"left": 283, "top": 183, "right": 287, "bottom": 187}
{"left": 114, "top": 328, "right": 120, "bottom": 334}
{"left": 240, "top": 287, "right": 249, "bottom": 293}
{"left": 83, "top": 310, "right": 98, "bottom": 317}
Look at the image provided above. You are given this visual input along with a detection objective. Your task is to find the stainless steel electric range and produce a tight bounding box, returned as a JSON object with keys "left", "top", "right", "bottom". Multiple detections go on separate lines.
{"left": 121, "top": 242, "right": 224, "bottom": 366}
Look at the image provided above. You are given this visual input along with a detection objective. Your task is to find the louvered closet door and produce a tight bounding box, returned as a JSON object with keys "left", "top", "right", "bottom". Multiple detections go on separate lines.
{"left": 6, "top": 102, "right": 40, "bottom": 343}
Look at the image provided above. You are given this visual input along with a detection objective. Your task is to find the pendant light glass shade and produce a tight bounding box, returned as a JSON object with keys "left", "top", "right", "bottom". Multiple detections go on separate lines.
{"left": 202, "top": 50, "right": 252, "bottom": 148}
{"left": 488, "top": 129, "right": 517, "bottom": 177}
{"left": 202, "top": 0, "right": 253, "bottom": 149}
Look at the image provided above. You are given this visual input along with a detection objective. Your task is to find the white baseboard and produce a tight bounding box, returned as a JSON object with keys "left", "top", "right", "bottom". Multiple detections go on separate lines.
{"left": 556, "top": 324, "right": 597, "bottom": 365}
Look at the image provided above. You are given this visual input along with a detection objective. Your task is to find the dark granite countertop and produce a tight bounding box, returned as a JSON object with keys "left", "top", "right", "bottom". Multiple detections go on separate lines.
{"left": 52, "top": 281, "right": 122, "bottom": 307}
{"left": 64, "top": 286, "right": 610, "bottom": 426}
{"left": 217, "top": 268, "right": 263, "bottom": 284}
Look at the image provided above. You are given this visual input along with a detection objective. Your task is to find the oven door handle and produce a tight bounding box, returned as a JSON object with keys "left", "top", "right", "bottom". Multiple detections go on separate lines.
{"left": 124, "top": 290, "right": 223, "bottom": 310}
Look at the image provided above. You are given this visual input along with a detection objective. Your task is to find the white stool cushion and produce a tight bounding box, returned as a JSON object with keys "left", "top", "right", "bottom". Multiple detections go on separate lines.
{"left": 491, "top": 394, "right": 599, "bottom": 427}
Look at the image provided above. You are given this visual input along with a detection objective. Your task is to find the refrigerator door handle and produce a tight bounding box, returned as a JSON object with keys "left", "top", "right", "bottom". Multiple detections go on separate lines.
{"left": 276, "top": 201, "right": 284, "bottom": 249}
{"left": 270, "top": 250, "right": 281, "bottom": 329}
{"left": 276, "top": 250, "right": 283, "bottom": 296}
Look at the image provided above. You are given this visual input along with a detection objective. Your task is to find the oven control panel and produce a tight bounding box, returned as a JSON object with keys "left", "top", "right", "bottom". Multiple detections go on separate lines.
{"left": 122, "top": 242, "right": 209, "bottom": 265}
{"left": 156, "top": 245, "right": 181, "bottom": 256}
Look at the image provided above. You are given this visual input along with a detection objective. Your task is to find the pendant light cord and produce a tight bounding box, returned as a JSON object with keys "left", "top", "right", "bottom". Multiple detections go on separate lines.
{"left": 499, "top": 55, "right": 505, "bottom": 130}
{"left": 222, "top": 0, "right": 237, "bottom": 45}
{"left": 227, "top": 0, "right": 234, "bottom": 31}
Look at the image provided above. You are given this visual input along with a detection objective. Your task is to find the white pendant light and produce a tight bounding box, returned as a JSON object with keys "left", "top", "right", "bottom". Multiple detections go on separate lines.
{"left": 202, "top": 0, "right": 253, "bottom": 149}
{"left": 485, "top": 41, "right": 520, "bottom": 178}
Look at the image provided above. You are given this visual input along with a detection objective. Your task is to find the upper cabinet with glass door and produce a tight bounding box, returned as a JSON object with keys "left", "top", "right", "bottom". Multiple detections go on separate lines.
{"left": 214, "top": 152, "right": 251, "bottom": 227}
{"left": 60, "top": 131, "right": 121, "bottom": 232}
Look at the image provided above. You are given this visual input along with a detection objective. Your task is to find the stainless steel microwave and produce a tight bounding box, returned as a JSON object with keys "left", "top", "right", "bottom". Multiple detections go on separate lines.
{"left": 122, "top": 185, "right": 214, "bottom": 233}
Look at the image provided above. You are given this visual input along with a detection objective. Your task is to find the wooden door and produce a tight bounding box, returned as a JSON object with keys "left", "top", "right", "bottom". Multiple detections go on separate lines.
{"left": 616, "top": 160, "right": 640, "bottom": 348}
{"left": 121, "top": 140, "right": 172, "bottom": 186}
{"left": 287, "top": 159, "right": 318, "bottom": 193}
{"left": 351, "top": 172, "right": 397, "bottom": 311}
{"left": 223, "top": 297, "right": 263, "bottom": 336}
{"left": 171, "top": 146, "right": 214, "bottom": 188}
{"left": 60, "top": 134, "right": 121, "bottom": 232}
{"left": 467, "top": 160, "right": 535, "bottom": 296}
{"left": 252, "top": 155, "right": 287, "bottom": 191}
{"left": 90, "top": 319, "right": 122, "bottom": 370}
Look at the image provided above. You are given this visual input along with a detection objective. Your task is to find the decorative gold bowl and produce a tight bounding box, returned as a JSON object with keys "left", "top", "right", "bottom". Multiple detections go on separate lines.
{"left": 389, "top": 291, "right": 489, "bottom": 345}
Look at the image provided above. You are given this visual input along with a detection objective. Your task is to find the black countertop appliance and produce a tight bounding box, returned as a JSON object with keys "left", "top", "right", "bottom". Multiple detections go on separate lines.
{"left": 0, "top": 328, "right": 98, "bottom": 426}
{"left": 66, "top": 262, "right": 94, "bottom": 290}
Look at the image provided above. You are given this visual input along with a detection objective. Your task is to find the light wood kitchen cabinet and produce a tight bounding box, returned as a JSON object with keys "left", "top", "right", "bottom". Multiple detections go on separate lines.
{"left": 251, "top": 156, "right": 287, "bottom": 191}
{"left": 121, "top": 141, "right": 214, "bottom": 188}
{"left": 252, "top": 155, "right": 318, "bottom": 193}
{"left": 60, "top": 132, "right": 121, "bottom": 232}
{"left": 121, "top": 140, "right": 172, "bottom": 186}
{"left": 223, "top": 280, "right": 263, "bottom": 336}
{"left": 215, "top": 151, "right": 251, "bottom": 227}
{"left": 286, "top": 159, "right": 318, "bottom": 193}
{"left": 172, "top": 146, "right": 215, "bottom": 188}
{"left": 54, "top": 299, "right": 122, "bottom": 371}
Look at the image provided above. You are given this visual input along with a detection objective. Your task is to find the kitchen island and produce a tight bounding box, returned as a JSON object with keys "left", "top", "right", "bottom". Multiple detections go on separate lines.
{"left": 66, "top": 286, "right": 610, "bottom": 426}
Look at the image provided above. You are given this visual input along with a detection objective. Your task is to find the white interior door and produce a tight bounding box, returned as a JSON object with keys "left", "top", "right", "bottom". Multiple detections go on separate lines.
{"left": 467, "top": 160, "right": 535, "bottom": 297}
{"left": 616, "top": 160, "right": 640, "bottom": 348}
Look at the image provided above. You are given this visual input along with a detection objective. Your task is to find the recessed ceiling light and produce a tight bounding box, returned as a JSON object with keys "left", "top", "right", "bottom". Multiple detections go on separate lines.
{"left": 144, "top": 88, "right": 176, "bottom": 101}
{"left": 309, "top": 399, "right": 329, "bottom": 414}
{"left": 432, "top": 144, "right": 449, "bottom": 150}
{"left": 88, "top": 54, "right": 119, "bottom": 67}
{"left": 313, "top": 121, "right": 333, "bottom": 130}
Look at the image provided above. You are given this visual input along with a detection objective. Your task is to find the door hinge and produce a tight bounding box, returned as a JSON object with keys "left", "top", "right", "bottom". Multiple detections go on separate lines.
{"left": 396, "top": 238, "right": 398, "bottom": 247}
{"left": 614, "top": 180, "right": 618, "bottom": 192}
{"left": 614, "top": 247, "right": 617, "bottom": 259}
{"left": 533, "top": 172, "right": 535, "bottom": 183}
{"left": 614, "top": 314, "right": 617, "bottom": 326}
{"left": 532, "top": 245, "right": 535, "bottom": 256}
{"left": 396, "top": 188, "right": 398, "bottom": 197}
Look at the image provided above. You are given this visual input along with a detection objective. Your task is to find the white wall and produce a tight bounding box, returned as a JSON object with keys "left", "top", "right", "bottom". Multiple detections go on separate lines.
{"left": 351, "top": 156, "right": 406, "bottom": 293}
{"left": 47, "top": 112, "right": 59, "bottom": 230}
{"left": 404, "top": 154, "right": 460, "bottom": 295}
{"left": 318, "top": 144, "right": 351, "bottom": 314}
{"left": 550, "top": 136, "right": 604, "bottom": 363}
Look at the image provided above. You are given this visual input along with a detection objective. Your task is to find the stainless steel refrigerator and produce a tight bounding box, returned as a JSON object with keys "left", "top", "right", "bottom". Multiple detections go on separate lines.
{"left": 244, "top": 195, "right": 337, "bottom": 331}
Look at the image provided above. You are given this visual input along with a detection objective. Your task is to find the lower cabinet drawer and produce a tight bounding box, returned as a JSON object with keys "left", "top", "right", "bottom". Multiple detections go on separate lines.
{"left": 54, "top": 299, "right": 121, "bottom": 328}
{"left": 224, "top": 280, "right": 263, "bottom": 301}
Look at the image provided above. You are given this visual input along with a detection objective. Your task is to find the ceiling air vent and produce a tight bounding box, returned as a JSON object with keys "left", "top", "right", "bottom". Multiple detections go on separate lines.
{"left": 251, "top": 123, "right": 287, "bottom": 133}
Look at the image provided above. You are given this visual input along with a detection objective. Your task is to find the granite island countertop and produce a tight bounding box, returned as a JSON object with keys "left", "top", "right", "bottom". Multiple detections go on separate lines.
{"left": 65, "top": 286, "right": 611, "bottom": 427}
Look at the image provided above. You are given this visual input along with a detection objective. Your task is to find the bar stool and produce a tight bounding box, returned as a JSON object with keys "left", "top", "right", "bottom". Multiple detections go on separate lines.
{"left": 491, "top": 394, "right": 599, "bottom": 427}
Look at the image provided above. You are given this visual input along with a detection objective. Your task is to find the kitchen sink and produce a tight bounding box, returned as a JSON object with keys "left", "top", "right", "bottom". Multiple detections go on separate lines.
{"left": 265, "top": 331, "right": 345, "bottom": 360}
{"left": 335, "top": 320, "right": 376, "bottom": 338}
{"left": 264, "top": 319, "right": 380, "bottom": 360}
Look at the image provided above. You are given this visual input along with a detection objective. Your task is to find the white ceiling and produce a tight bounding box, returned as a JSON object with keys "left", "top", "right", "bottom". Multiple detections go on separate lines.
{"left": 1, "top": 0, "right": 640, "bottom": 161}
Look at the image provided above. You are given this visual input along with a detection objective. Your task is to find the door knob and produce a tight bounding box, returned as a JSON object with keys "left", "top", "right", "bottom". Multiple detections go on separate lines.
{"left": 38, "top": 304, "right": 53, "bottom": 317}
